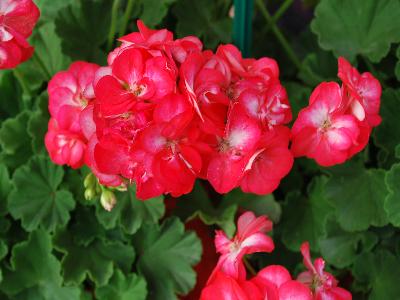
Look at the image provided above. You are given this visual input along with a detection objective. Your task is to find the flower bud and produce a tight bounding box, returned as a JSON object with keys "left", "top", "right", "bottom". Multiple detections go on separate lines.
{"left": 100, "top": 190, "right": 116, "bottom": 211}
{"left": 115, "top": 183, "right": 128, "bottom": 192}
{"left": 84, "top": 189, "right": 96, "bottom": 201}
{"left": 84, "top": 173, "right": 96, "bottom": 189}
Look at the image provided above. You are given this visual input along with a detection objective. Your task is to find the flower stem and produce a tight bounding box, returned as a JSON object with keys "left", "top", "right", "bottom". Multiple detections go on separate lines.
{"left": 32, "top": 51, "right": 51, "bottom": 80}
{"left": 255, "top": 0, "right": 302, "bottom": 71}
{"left": 263, "top": 0, "right": 294, "bottom": 35}
{"left": 107, "top": 0, "right": 121, "bottom": 51}
{"left": 243, "top": 256, "right": 257, "bottom": 276}
{"left": 13, "top": 68, "right": 31, "bottom": 98}
{"left": 119, "top": 0, "right": 135, "bottom": 37}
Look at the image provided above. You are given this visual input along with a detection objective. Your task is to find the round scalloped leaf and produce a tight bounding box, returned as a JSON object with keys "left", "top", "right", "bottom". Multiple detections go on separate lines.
{"left": 353, "top": 250, "right": 400, "bottom": 299}
{"left": 319, "top": 221, "right": 378, "bottom": 268}
{"left": 325, "top": 162, "right": 389, "bottom": 232}
{"left": 281, "top": 176, "right": 333, "bottom": 251}
{"left": 374, "top": 89, "right": 400, "bottom": 165}
{"left": 132, "top": 217, "right": 202, "bottom": 300}
{"left": 384, "top": 163, "right": 400, "bottom": 226}
{"left": 0, "top": 111, "right": 32, "bottom": 168}
{"left": 95, "top": 270, "right": 147, "bottom": 300}
{"left": 54, "top": 229, "right": 135, "bottom": 287}
{"left": 0, "top": 230, "right": 80, "bottom": 299}
{"left": 311, "top": 0, "right": 400, "bottom": 62}
{"left": 8, "top": 155, "right": 75, "bottom": 232}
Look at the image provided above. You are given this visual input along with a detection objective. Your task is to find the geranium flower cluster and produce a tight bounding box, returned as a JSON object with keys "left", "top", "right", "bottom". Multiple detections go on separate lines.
{"left": 291, "top": 57, "right": 381, "bottom": 166}
{"left": 45, "top": 20, "right": 294, "bottom": 200}
{"left": 201, "top": 211, "right": 352, "bottom": 300}
{"left": 0, "top": 0, "right": 39, "bottom": 69}
{"left": 45, "top": 20, "right": 381, "bottom": 200}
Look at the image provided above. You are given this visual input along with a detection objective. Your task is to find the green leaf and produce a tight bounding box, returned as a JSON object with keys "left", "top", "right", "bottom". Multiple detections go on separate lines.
{"left": 140, "top": 0, "right": 177, "bottom": 26}
{"left": 353, "top": 250, "right": 400, "bottom": 299}
{"left": 281, "top": 176, "right": 333, "bottom": 251}
{"left": 384, "top": 163, "right": 400, "bottom": 226}
{"left": 173, "top": 0, "right": 232, "bottom": 49}
{"left": 222, "top": 189, "right": 282, "bottom": 224}
{"left": 8, "top": 155, "right": 75, "bottom": 232}
{"left": 55, "top": 0, "right": 112, "bottom": 63}
{"left": 0, "top": 230, "right": 80, "bottom": 299}
{"left": 80, "top": 290, "right": 93, "bottom": 300}
{"left": 34, "top": 0, "right": 74, "bottom": 23}
{"left": 374, "top": 89, "right": 400, "bottom": 164}
{"left": 395, "top": 46, "right": 400, "bottom": 82}
{"left": 176, "top": 183, "right": 280, "bottom": 237}
{"left": 0, "top": 111, "right": 30, "bottom": 155}
{"left": 0, "top": 239, "right": 7, "bottom": 282}
{"left": 27, "top": 93, "right": 50, "bottom": 153}
{"left": 283, "top": 82, "right": 311, "bottom": 124}
{"left": 174, "top": 182, "right": 238, "bottom": 236}
{"left": 319, "top": 221, "right": 378, "bottom": 268}
{"left": 0, "top": 164, "right": 11, "bottom": 215}
{"left": 95, "top": 269, "right": 147, "bottom": 300}
{"left": 0, "top": 111, "right": 33, "bottom": 169}
{"left": 96, "top": 186, "right": 165, "bottom": 234}
{"left": 54, "top": 229, "right": 135, "bottom": 287}
{"left": 191, "top": 204, "right": 237, "bottom": 238}
{"left": 0, "top": 239, "right": 7, "bottom": 261}
{"left": 33, "top": 22, "right": 72, "bottom": 77}
{"left": 10, "top": 283, "right": 81, "bottom": 300}
{"left": 325, "top": 162, "right": 389, "bottom": 231}
{"left": 133, "top": 217, "right": 202, "bottom": 300}
{"left": 298, "top": 51, "right": 337, "bottom": 86}
{"left": 0, "top": 71, "right": 22, "bottom": 120}
{"left": 311, "top": 0, "right": 400, "bottom": 62}
{"left": 70, "top": 206, "right": 106, "bottom": 246}
{"left": 21, "top": 22, "right": 71, "bottom": 88}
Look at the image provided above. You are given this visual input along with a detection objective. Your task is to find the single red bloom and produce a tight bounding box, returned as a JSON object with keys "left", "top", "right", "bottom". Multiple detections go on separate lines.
{"left": 338, "top": 57, "right": 381, "bottom": 127}
{"left": 291, "top": 82, "right": 360, "bottom": 167}
{"left": 45, "top": 118, "right": 86, "bottom": 169}
{"left": 0, "top": 0, "right": 39, "bottom": 69}
{"left": 201, "top": 270, "right": 263, "bottom": 300}
{"left": 95, "top": 47, "right": 176, "bottom": 117}
{"left": 297, "top": 242, "right": 352, "bottom": 300}
{"left": 240, "top": 126, "right": 293, "bottom": 195}
{"left": 209, "top": 211, "right": 274, "bottom": 281}
{"left": 207, "top": 104, "right": 261, "bottom": 193}
{"left": 252, "top": 265, "right": 313, "bottom": 300}
{"left": 48, "top": 61, "right": 99, "bottom": 129}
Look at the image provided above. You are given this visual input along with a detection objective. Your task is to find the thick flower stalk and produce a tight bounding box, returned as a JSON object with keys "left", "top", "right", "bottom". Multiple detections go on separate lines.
{"left": 0, "top": 0, "right": 40, "bottom": 69}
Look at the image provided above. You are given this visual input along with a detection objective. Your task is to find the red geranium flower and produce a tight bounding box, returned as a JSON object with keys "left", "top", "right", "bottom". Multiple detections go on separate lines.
{"left": 0, "top": 0, "right": 39, "bottom": 69}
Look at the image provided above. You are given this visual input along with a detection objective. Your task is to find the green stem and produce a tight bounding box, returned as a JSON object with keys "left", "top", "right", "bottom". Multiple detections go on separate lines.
{"left": 255, "top": 0, "right": 302, "bottom": 70}
{"left": 32, "top": 52, "right": 51, "bottom": 80}
{"left": 119, "top": 0, "right": 135, "bottom": 37}
{"left": 243, "top": 256, "right": 257, "bottom": 276}
{"left": 107, "top": 0, "right": 121, "bottom": 50}
{"left": 12, "top": 69, "right": 31, "bottom": 97}
{"left": 263, "top": 0, "right": 293, "bottom": 35}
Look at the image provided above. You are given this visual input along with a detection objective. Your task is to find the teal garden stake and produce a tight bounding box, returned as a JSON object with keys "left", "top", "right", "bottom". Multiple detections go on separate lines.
{"left": 233, "top": 0, "right": 254, "bottom": 57}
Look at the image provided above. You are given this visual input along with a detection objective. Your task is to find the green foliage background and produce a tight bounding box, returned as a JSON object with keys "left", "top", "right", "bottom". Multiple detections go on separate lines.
{"left": 1, "top": 0, "right": 400, "bottom": 299}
